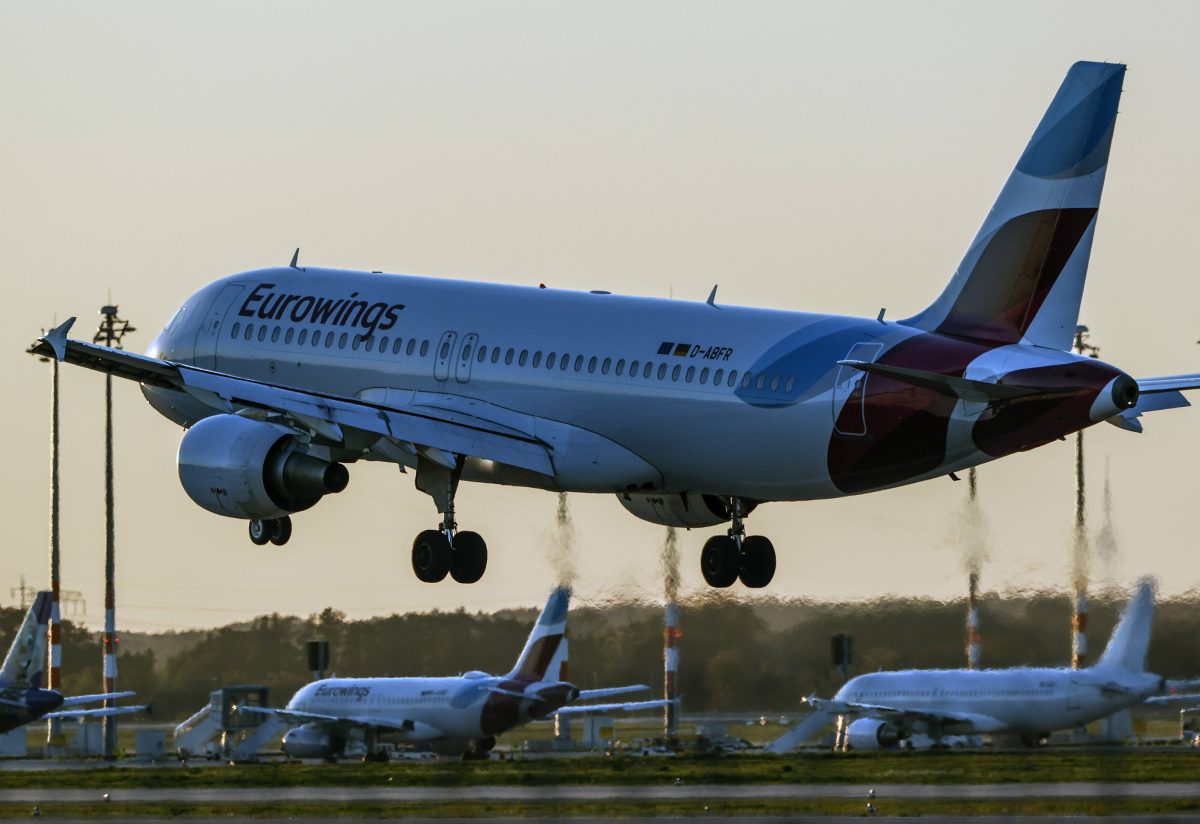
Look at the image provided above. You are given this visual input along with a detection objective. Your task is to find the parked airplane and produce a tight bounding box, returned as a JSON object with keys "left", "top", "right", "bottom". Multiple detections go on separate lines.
{"left": 242, "top": 587, "right": 671, "bottom": 760}
{"left": 766, "top": 580, "right": 1193, "bottom": 751}
{"left": 30, "top": 61, "right": 1199, "bottom": 588}
{"left": 0, "top": 592, "right": 148, "bottom": 734}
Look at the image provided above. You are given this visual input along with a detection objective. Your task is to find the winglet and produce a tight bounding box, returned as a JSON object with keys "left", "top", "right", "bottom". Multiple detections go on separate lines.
{"left": 40, "top": 317, "right": 76, "bottom": 362}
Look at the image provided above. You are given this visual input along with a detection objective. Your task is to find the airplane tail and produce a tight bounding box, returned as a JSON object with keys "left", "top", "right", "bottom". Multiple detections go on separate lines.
{"left": 904, "top": 61, "right": 1125, "bottom": 349}
{"left": 505, "top": 587, "right": 570, "bottom": 683}
{"left": 1095, "top": 578, "right": 1155, "bottom": 673}
{"left": 0, "top": 592, "right": 51, "bottom": 690}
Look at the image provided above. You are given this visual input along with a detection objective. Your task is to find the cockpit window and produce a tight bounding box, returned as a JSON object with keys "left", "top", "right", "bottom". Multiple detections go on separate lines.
{"left": 163, "top": 306, "right": 187, "bottom": 333}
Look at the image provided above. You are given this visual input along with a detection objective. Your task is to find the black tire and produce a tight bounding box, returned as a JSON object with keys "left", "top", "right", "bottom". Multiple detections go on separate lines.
{"left": 450, "top": 531, "right": 488, "bottom": 584}
{"left": 700, "top": 535, "right": 739, "bottom": 588}
{"left": 248, "top": 519, "right": 273, "bottom": 546}
{"left": 739, "top": 535, "right": 776, "bottom": 588}
{"left": 412, "top": 529, "right": 451, "bottom": 583}
{"left": 269, "top": 516, "right": 292, "bottom": 546}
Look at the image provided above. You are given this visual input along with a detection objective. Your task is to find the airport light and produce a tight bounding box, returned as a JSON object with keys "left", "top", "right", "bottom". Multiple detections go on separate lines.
{"left": 1071, "top": 325, "right": 1099, "bottom": 670}
{"left": 93, "top": 305, "right": 134, "bottom": 759}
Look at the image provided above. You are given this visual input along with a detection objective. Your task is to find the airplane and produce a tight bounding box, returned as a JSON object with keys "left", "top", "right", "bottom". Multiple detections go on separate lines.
{"left": 766, "top": 580, "right": 1196, "bottom": 751}
{"left": 29, "top": 61, "right": 1200, "bottom": 589}
{"left": 241, "top": 587, "right": 672, "bottom": 760}
{"left": 0, "top": 591, "right": 148, "bottom": 734}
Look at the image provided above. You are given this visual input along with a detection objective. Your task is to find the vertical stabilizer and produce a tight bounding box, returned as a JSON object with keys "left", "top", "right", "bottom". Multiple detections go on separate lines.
{"left": 905, "top": 61, "right": 1124, "bottom": 349}
{"left": 1095, "top": 579, "right": 1155, "bottom": 673}
{"left": 506, "top": 587, "right": 570, "bottom": 682}
{"left": 1, "top": 592, "right": 51, "bottom": 689}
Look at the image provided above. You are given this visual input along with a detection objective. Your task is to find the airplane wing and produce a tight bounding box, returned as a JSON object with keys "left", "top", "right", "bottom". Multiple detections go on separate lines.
{"left": 58, "top": 690, "right": 137, "bottom": 709}
{"left": 808, "top": 697, "right": 1007, "bottom": 734}
{"left": 45, "top": 703, "right": 150, "bottom": 721}
{"left": 555, "top": 698, "right": 677, "bottom": 716}
{"left": 575, "top": 685, "right": 650, "bottom": 701}
{"left": 763, "top": 710, "right": 834, "bottom": 753}
{"left": 30, "top": 319, "right": 554, "bottom": 477}
{"left": 238, "top": 706, "right": 442, "bottom": 738}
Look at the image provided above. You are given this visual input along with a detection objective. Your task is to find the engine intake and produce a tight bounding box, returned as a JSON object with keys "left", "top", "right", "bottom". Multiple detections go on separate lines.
{"left": 177, "top": 414, "right": 348, "bottom": 520}
{"left": 282, "top": 724, "right": 341, "bottom": 759}
{"left": 846, "top": 717, "right": 903, "bottom": 750}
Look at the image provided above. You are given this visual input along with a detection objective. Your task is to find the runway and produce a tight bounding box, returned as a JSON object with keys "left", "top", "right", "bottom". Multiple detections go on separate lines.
{"left": 15, "top": 819, "right": 1200, "bottom": 824}
{"left": 6, "top": 782, "right": 1200, "bottom": 803}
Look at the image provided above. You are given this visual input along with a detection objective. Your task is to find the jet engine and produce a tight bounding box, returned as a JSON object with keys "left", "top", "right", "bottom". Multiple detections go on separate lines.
{"left": 616, "top": 492, "right": 754, "bottom": 528}
{"left": 845, "top": 717, "right": 903, "bottom": 750}
{"left": 282, "top": 724, "right": 342, "bottom": 759}
{"left": 177, "top": 414, "right": 349, "bottom": 520}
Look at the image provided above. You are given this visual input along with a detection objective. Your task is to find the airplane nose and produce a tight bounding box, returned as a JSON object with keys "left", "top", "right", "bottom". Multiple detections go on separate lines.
{"left": 1090, "top": 374, "right": 1139, "bottom": 421}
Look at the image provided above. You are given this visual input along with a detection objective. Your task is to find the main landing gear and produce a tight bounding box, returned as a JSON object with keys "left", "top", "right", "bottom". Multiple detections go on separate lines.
{"left": 249, "top": 516, "right": 292, "bottom": 546}
{"left": 700, "top": 498, "right": 775, "bottom": 589}
{"left": 411, "top": 454, "right": 488, "bottom": 584}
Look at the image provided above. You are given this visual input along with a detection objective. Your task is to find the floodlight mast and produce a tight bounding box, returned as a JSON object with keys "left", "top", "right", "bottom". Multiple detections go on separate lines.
{"left": 94, "top": 305, "right": 134, "bottom": 760}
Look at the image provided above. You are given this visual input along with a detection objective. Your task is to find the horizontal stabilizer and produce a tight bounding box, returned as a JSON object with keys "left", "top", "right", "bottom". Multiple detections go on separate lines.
{"left": 1137, "top": 374, "right": 1200, "bottom": 394}
{"left": 46, "top": 703, "right": 150, "bottom": 721}
{"left": 58, "top": 690, "right": 136, "bottom": 709}
{"left": 555, "top": 697, "right": 677, "bottom": 717}
{"left": 575, "top": 685, "right": 649, "bottom": 701}
{"left": 837, "top": 360, "right": 1053, "bottom": 403}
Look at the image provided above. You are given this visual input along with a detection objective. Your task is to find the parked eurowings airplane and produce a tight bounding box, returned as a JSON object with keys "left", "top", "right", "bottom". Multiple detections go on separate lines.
{"left": 30, "top": 61, "right": 1199, "bottom": 589}
{"left": 0, "top": 592, "right": 148, "bottom": 733}
{"left": 242, "top": 587, "right": 670, "bottom": 760}
{"left": 767, "top": 580, "right": 1199, "bottom": 751}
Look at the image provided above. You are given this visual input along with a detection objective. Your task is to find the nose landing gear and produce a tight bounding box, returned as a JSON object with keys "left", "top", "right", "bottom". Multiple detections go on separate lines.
{"left": 699, "top": 499, "right": 775, "bottom": 588}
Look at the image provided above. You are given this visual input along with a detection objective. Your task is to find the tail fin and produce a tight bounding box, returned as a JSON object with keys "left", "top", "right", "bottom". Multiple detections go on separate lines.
{"left": 1095, "top": 578, "right": 1155, "bottom": 672}
{"left": 0, "top": 592, "right": 51, "bottom": 690}
{"left": 506, "top": 587, "right": 570, "bottom": 683}
{"left": 905, "top": 61, "right": 1125, "bottom": 349}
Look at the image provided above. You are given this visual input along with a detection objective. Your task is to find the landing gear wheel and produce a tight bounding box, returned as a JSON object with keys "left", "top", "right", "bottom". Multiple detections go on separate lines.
{"left": 249, "top": 519, "right": 274, "bottom": 546}
{"left": 701, "top": 535, "right": 740, "bottom": 588}
{"left": 269, "top": 516, "right": 292, "bottom": 546}
{"left": 739, "top": 535, "right": 776, "bottom": 588}
{"left": 450, "top": 531, "right": 488, "bottom": 584}
{"left": 412, "top": 529, "right": 451, "bottom": 583}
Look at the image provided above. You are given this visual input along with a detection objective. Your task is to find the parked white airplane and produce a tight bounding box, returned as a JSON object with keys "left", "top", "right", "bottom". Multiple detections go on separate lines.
{"left": 31, "top": 61, "right": 1200, "bottom": 588}
{"left": 243, "top": 587, "right": 671, "bottom": 759}
{"left": 767, "top": 580, "right": 1194, "bottom": 751}
{"left": 0, "top": 592, "right": 148, "bottom": 734}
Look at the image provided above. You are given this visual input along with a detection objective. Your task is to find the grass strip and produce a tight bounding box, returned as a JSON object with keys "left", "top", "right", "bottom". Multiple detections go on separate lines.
{"left": 3, "top": 750, "right": 1199, "bottom": 790}
{"left": 6, "top": 795, "right": 1200, "bottom": 818}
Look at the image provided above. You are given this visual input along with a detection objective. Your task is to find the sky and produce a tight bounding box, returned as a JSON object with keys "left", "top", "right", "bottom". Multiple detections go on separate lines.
{"left": 2, "top": 1, "right": 1199, "bottom": 631}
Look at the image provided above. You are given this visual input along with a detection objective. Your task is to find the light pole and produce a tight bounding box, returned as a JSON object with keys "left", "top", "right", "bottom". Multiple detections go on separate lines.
{"left": 1071, "top": 325, "right": 1100, "bottom": 669}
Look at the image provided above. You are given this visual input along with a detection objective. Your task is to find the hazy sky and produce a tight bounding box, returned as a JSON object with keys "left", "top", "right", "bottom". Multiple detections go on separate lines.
{"left": 3, "top": 1, "right": 1199, "bottom": 631}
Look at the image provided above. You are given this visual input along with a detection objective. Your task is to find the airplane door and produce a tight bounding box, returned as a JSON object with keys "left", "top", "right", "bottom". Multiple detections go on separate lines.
{"left": 434, "top": 331, "right": 458, "bottom": 382}
{"left": 455, "top": 333, "right": 478, "bottom": 383}
{"left": 193, "top": 284, "right": 245, "bottom": 370}
{"left": 832, "top": 342, "right": 883, "bottom": 436}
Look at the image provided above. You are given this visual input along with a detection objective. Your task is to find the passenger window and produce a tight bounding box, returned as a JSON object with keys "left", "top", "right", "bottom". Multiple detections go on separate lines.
{"left": 770, "top": 375, "right": 779, "bottom": 391}
{"left": 588, "top": 356, "right": 597, "bottom": 374}
{"left": 364, "top": 335, "right": 373, "bottom": 352}
{"left": 547, "top": 353, "right": 556, "bottom": 369}
{"left": 601, "top": 357, "right": 611, "bottom": 375}
{"left": 284, "top": 328, "right": 294, "bottom": 345}
{"left": 505, "top": 348, "right": 514, "bottom": 365}
{"left": 298, "top": 329, "right": 308, "bottom": 346}
{"left": 713, "top": 368, "right": 723, "bottom": 385}
{"left": 657, "top": 363, "right": 667, "bottom": 380}
{"left": 244, "top": 324, "right": 253, "bottom": 340}
{"left": 615, "top": 359, "right": 625, "bottom": 376}
{"left": 339, "top": 333, "right": 348, "bottom": 349}
{"left": 561, "top": 354, "right": 570, "bottom": 371}
{"left": 629, "top": 359, "right": 638, "bottom": 376}
{"left": 258, "top": 326, "right": 267, "bottom": 342}
{"left": 686, "top": 366, "right": 695, "bottom": 383}
{"left": 395, "top": 338, "right": 405, "bottom": 355}
{"left": 671, "top": 364, "right": 681, "bottom": 381}
{"left": 532, "top": 351, "right": 542, "bottom": 368}
{"left": 643, "top": 362, "right": 653, "bottom": 379}
{"left": 756, "top": 374, "right": 765, "bottom": 390}
{"left": 699, "top": 367, "right": 708, "bottom": 384}
{"left": 440, "top": 341, "right": 451, "bottom": 359}
{"left": 271, "top": 327, "right": 281, "bottom": 343}
{"left": 325, "top": 331, "right": 335, "bottom": 348}
{"left": 519, "top": 350, "right": 529, "bottom": 366}
{"left": 231, "top": 322, "right": 241, "bottom": 339}
{"left": 742, "top": 372, "right": 752, "bottom": 388}
{"left": 478, "top": 345, "right": 487, "bottom": 363}
{"left": 379, "top": 335, "right": 388, "bottom": 353}
{"left": 785, "top": 376, "right": 796, "bottom": 393}
{"left": 420, "top": 340, "right": 430, "bottom": 357}
{"left": 461, "top": 344, "right": 472, "bottom": 361}
{"left": 352, "top": 335, "right": 362, "bottom": 351}
{"left": 491, "top": 348, "right": 501, "bottom": 364}
{"left": 574, "top": 355, "right": 583, "bottom": 372}
{"left": 727, "top": 370, "right": 737, "bottom": 387}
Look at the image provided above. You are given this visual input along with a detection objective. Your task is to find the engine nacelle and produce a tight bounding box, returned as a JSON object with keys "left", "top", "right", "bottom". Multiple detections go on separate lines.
{"left": 616, "top": 492, "right": 754, "bottom": 528}
{"left": 177, "top": 414, "right": 349, "bottom": 520}
{"left": 282, "top": 724, "right": 341, "bottom": 759}
{"left": 846, "top": 717, "right": 903, "bottom": 750}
